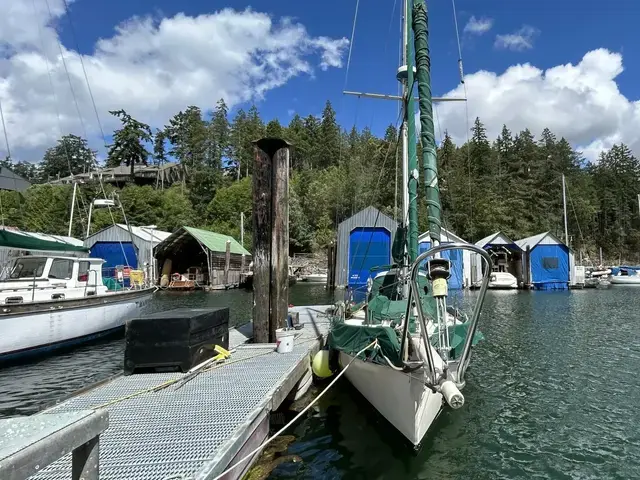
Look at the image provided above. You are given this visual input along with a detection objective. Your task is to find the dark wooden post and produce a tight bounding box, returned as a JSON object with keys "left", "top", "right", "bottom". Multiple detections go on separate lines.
{"left": 252, "top": 138, "right": 291, "bottom": 343}
{"left": 326, "top": 241, "right": 335, "bottom": 290}
{"left": 224, "top": 240, "right": 231, "bottom": 286}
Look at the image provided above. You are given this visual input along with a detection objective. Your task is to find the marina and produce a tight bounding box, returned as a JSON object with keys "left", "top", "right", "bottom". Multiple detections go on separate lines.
{"left": 0, "top": 0, "right": 640, "bottom": 478}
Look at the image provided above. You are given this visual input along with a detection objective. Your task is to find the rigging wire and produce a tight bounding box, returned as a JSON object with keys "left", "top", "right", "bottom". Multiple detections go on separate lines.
{"left": 450, "top": 0, "right": 474, "bottom": 241}
{"left": 43, "top": 0, "right": 89, "bottom": 143}
{"left": 32, "top": 0, "right": 78, "bottom": 185}
{"left": 60, "top": 0, "right": 110, "bottom": 153}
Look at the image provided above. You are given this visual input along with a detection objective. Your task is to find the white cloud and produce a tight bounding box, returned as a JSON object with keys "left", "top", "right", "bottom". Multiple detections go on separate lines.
{"left": 0, "top": 1, "right": 348, "bottom": 161}
{"left": 495, "top": 25, "right": 539, "bottom": 51}
{"left": 434, "top": 49, "right": 640, "bottom": 162}
{"left": 463, "top": 16, "right": 493, "bottom": 36}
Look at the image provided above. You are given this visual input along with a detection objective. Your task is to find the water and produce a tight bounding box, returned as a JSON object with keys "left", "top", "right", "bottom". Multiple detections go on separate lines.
{"left": 2, "top": 286, "right": 639, "bottom": 479}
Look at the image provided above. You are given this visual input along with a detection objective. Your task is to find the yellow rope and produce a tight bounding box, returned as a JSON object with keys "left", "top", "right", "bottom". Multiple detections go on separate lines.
{"left": 89, "top": 335, "right": 324, "bottom": 410}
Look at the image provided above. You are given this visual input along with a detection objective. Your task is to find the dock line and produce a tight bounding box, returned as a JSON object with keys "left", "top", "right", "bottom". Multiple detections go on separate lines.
{"left": 86, "top": 336, "right": 325, "bottom": 411}
{"left": 208, "top": 339, "right": 379, "bottom": 480}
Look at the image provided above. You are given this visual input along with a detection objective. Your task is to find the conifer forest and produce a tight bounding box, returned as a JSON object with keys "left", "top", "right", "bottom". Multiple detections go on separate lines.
{"left": 2, "top": 99, "right": 639, "bottom": 264}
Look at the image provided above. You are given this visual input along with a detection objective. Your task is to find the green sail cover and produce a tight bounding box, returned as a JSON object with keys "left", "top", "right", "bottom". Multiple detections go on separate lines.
{"left": 327, "top": 323, "right": 403, "bottom": 367}
{"left": 0, "top": 229, "right": 88, "bottom": 252}
{"left": 413, "top": 1, "right": 442, "bottom": 243}
{"left": 391, "top": 225, "right": 407, "bottom": 265}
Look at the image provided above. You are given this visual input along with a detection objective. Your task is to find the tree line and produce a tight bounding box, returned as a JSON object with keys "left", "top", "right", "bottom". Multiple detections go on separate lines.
{"left": 1, "top": 100, "right": 639, "bottom": 263}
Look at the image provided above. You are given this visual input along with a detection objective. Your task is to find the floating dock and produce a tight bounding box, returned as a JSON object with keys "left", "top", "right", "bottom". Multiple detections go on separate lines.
{"left": 18, "top": 305, "right": 331, "bottom": 480}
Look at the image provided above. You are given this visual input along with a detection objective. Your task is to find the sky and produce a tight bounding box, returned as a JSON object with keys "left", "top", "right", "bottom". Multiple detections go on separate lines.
{"left": 0, "top": 0, "right": 639, "bottom": 164}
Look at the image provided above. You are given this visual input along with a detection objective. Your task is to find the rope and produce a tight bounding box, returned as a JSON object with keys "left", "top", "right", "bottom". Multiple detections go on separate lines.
{"left": 210, "top": 339, "right": 379, "bottom": 480}
{"left": 343, "top": 0, "right": 360, "bottom": 92}
{"left": 77, "top": 348, "right": 278, "bottom": 411}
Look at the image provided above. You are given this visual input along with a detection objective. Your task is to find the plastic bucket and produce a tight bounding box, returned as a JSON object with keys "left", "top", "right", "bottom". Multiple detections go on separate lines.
{"left": 275, "top": 328, "right": 295, "bottom": 353}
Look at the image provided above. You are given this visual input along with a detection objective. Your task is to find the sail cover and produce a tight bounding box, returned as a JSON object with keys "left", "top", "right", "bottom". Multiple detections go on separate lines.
{"left": 0, "top": 229, "right": 88, "bottom": 252}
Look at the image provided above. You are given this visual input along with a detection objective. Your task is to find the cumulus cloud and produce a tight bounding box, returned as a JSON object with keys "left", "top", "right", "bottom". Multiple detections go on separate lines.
{"left": 495, "top": 25, "right": 539, "bottom": 51}
{"left": 434, "top": 49, "right": 640, "bottom": 162}
{"left": 0, "top": 0, "right": 348, "bottom": 161}
{"left": 463, "top": 16, "right": 493, "bottom": 36}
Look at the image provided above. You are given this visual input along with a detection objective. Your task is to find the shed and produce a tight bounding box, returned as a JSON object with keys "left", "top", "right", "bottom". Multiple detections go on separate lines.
{"left": 515, "top": 232, "right": 571, "bottom": 290}
{"left": 84, "top": 224, "right": 171, "bottom": 280}
{"left": 336, "top": 206, "right": 398, "bottom": 289}
{"left": 472, "top": 231, "right": 523, "bottom": 285}
{"left": 418, "top": 229, "right": 471, "bottom": 289}
{"left": 154, "top": 226, "right": 251, "bottom": 289}
{"left": 0, "top": 166, "right": 31, "bottom": 192}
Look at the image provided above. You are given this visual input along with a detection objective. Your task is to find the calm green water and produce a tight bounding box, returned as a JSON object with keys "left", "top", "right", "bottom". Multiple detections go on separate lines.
{"left": 1, "top": 286, "right": 639, "bottom": 479}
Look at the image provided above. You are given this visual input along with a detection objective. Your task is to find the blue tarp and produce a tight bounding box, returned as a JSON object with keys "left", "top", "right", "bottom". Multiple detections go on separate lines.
{"left": 419, "top": 241, "right": 463, "bottom": 289}
{"left": 348, "top": 227, "right": 391, "bottom": 290}
{"left": 90, "top": 241, "right": 138, "bottom": 281}
{"left": 529, "top": 244, "right": 569, "bottom": 290}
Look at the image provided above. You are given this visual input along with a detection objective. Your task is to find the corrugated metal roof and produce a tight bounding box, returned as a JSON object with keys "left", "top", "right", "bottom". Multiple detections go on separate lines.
{"left": 185, "top": 227, "right": 250, "bottom": 255}
{"left": 516, "top": 231, "right": 565, "bottom": 250}
{"left": 475, "top": 231, "right": 520, "bottom": 249}
{"left": 86, "top": 224, "right": 171, "bottom": 244}
{"left": 418, "top": 228, "right": 467, "bottom": 244}
{"left": 116, "top": 224, "right": 172, "bottom": 243}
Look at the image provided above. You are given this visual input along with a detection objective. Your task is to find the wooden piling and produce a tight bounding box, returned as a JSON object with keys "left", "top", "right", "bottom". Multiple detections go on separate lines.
{"left": 326, "top": 241, "right": 336, "bottom": 290}
{"left": 252, "top": 138, "right": 291, "bottom": 343}
{"left": 224, "top": 240, "right": 231, "bottom": 286}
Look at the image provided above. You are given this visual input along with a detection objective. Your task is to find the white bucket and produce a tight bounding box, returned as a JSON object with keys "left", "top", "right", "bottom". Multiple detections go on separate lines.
{"left": 275, "top": 328, "right": 295, "bottom": 353}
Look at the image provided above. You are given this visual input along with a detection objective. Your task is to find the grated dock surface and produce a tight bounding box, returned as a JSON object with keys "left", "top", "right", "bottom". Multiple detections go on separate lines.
{"left": 27, "top": 305, "right": 332, "bottom": 480}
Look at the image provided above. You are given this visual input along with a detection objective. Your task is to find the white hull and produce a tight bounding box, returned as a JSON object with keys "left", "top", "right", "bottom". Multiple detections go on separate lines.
{"left": 339, "top": 352, "right": 443, "bottom": 445}
{"left": 0, "top": 290, "right": 153, "bottom": 360}
{"left": 488, "top": 272, "right": 518, "bottom": 289}
{"left": 610, "top": 276, "right": 640, "bottom": 285}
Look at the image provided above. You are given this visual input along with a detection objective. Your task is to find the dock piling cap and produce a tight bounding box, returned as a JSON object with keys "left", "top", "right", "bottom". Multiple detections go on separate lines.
{"left": 252, "top": 137, "right": 293, "bottom": 157}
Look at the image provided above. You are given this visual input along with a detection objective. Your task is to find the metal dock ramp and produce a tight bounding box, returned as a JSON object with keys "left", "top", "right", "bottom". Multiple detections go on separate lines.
{"left": 28, "top": 305, "right": 332, "bottom": 480}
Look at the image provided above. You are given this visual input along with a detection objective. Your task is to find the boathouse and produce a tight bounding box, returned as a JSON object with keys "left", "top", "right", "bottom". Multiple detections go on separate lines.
{"left": 516, "top": 231, "right": 571, "bottom": 290}
{"left": 336, "top": 206, "right": 397, "bottom": 290}
{"left": 418, "top": 229, "right": 471, "bottom": 289}
{"left": 472, "top": 231, "right": 524, "bottom": 285}
{"left": 84, "top": 224, "right": 171, "bottom": 281}
{"left": 153, "top": 226, "right": 250, "bottom": 289}
{"left": 335, "top": 206, "right": 469, "bottom": 290}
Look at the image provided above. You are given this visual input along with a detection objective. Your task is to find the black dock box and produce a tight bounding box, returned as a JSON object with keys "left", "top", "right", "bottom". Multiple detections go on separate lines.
{"left": 123, "top": 307, "right": 229, "bottom": 375}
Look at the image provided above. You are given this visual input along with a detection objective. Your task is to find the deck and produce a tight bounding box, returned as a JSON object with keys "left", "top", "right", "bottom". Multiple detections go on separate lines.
{"left": 24, "top": 304, "right": 332, "bottom": 480}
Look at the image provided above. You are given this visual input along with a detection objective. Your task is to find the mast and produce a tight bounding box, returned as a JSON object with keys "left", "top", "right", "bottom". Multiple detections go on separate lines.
{"left": 562, "top": 174, "right": 569, "bottom": 246}
{"left": 412, "top": 0, "right": 441, "bottom": 246}
{"left": 400, "top": 0, "right": 409, "bottom": 235}
{"left": 405, "top": 0, "right": 419, "bottom": 261}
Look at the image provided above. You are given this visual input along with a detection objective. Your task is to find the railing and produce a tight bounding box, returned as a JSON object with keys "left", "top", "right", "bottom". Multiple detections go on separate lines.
{"left": 0, "top": 409, "right": 109, "bottom": 480}
{"left": 400, "top": 242, "right": 492, "bottom": 386}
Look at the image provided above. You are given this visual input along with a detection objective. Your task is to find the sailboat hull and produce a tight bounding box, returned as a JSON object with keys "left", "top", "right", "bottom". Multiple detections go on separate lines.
{"left": 339, "top": 352, "right": 443, "bottom": 446}
{"left": 610, "top": 276, "right": 640, "bottom": 285}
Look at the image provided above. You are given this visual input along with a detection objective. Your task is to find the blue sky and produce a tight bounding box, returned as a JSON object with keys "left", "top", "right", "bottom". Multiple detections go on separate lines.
{"left": 1, "top": 0, "right": 639, "bottom": 161}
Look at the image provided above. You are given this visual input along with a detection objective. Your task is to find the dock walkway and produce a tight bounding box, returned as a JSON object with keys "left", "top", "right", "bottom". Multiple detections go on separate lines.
{"left": 28, "top": 304, "right": 332, "bottom": 480}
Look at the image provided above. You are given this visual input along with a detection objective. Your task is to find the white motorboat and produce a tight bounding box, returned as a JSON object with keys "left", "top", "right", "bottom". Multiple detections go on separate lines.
{"left": 488, "top": 271, "right": 519, "bottom": 289}
{"left": 0, "top": 254, "right": 154, "bottom": 363}
{"left": 610, "top": 275, "right": 640, "bottom": 285}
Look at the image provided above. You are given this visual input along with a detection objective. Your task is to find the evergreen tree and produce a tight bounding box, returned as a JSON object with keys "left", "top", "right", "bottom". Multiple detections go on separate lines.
{"left": 40, "top": 134, "right": 96, "bottom": 180}
{"left": 107, "top": 110, "right": 152, "bottom": 179}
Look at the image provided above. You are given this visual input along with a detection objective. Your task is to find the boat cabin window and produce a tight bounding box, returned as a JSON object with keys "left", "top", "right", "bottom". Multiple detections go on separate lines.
{"left": 48, "top": 259, "right": 74, "bottom": 280}
{"left": 77, "top": 261, "right": 91, "bottom": 282}
{"left": 9, "top": 258, "right": 46, "bottom": 279}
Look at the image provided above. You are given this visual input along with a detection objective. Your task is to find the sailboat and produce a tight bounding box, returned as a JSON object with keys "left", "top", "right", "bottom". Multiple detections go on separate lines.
{"left": 326, "top": 0, "right": 493, "bottom": 446}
